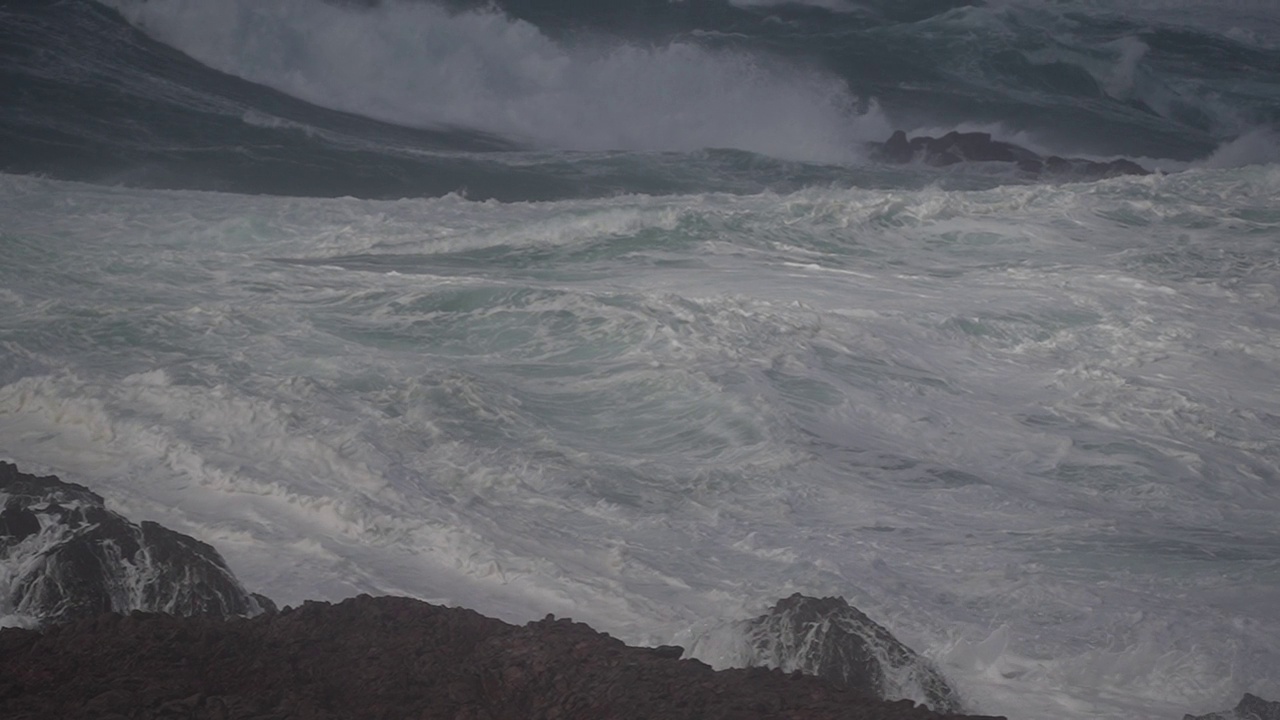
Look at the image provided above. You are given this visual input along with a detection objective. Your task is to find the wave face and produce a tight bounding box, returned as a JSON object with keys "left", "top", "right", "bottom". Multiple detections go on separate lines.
{"left": 2, "top": 0, "right": 1278, "bottom": 199}
{"left": 100, "top": 0, "right": 877, "bottom": 158}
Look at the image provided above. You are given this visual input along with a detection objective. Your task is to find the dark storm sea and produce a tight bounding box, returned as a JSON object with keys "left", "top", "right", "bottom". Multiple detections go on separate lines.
{"left": 2, "top": 0, "right": 1279, "bottom": 716}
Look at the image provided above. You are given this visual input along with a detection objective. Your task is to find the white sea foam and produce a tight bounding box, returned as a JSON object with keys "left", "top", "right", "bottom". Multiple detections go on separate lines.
{"left": 1103, "top": 36, "right": 1149, "bottom": 101}
{"left": 2, "top": 169, "right": 1279, "bottom": 718}
{"left": 1199, "top": 128, "right": 1280, "bottom": 169}
{"left": 97, "top": 0, "right": 887, "bottom": 161}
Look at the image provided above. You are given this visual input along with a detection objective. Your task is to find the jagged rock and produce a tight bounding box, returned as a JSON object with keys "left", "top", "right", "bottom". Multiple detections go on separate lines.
{"left": 250, "top": 592, "right": 278, "bottom": 614}
{"left": 0, "top": 594, "right": 1006, "bottom": 719}
{"left": 651, "top": 644, "right": 686, "bottom": 659}
{"left": 0, "top": 462, "right": 270, "bottom": 626}
{"left": 876, "top": 130, "right": 1041, "bottom": 167}
{"left": 1185, "top": 694, "right": 1280, "bottom": 720}
{"left": 1034, "top": 154, "right": 1150, "bottom": 179}
{"left": 867, "top": 130, "right": 1150, "bottom": 179}
{"left": 740, "top": 594, "right": 963, "bottom": 713}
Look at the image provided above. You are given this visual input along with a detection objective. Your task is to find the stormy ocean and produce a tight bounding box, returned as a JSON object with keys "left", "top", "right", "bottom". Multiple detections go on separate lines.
{"left": 2, "top": 0, "right": 1279, "bottom": 716}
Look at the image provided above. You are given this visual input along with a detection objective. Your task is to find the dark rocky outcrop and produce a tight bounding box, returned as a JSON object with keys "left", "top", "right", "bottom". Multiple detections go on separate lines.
{"left": 867, "top": 130, "right": 1150, "bottom": 180}
{"left": 741, "top": 594, "right": 963, "bottom": 713}
{"left": 1186, "top": 694, "right": 1280, "bottom": 720}
{"left": 4, "top": 463, "right": 1246, "bottom": 720}
{"left": 0, "top": 594, "right": 1007, "bottom": 720}
{"left": 0, "top": 462, "right": 271, "bottom": 626}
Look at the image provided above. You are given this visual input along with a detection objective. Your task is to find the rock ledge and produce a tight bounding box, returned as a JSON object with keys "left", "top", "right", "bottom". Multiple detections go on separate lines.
{"left": 0, "top": 594, "right": 1006, "bottom": 720}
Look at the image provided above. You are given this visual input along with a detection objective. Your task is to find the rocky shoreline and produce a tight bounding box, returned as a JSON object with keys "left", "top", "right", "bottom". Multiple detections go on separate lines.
{"left": 2, "top": 462, "right": 1274, "bottom": 720}
{"left": 0, "top": 594, "right": 1002, "bottom": 720}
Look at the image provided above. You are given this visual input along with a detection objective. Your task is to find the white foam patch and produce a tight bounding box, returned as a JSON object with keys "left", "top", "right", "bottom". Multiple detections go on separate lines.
{"left": 1102, "top": 36, "right": 1149, "bottom": 101}
{"left": 97, "top": 0, "right": 887, "bottom": 161}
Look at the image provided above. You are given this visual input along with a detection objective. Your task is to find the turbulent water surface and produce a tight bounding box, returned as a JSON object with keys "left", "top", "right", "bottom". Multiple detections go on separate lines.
{"left": 2, "top": 0, "right": 1279, "bottom": 717}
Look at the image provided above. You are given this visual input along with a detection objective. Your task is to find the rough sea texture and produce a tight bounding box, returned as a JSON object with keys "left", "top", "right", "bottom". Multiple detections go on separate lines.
{"left": 1, "top": 0, "right": 1278, "bottom": 718}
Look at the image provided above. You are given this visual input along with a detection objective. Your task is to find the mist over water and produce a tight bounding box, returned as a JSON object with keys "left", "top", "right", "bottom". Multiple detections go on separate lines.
{"left": 2, "top": 0, "right": 1280, "bottom": 718}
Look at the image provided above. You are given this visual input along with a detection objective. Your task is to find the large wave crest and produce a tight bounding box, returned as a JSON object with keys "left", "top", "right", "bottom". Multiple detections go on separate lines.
{"left": 101, "top": 0, "right": 889, "bottom": 161}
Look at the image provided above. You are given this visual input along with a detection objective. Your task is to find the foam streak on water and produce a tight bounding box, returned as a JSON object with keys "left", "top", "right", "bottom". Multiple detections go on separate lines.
{"left": 1, "top": 169, "right": 1279, "bottom": 719}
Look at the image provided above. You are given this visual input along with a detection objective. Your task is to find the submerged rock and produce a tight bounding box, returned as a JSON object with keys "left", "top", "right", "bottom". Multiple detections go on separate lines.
{"left": 1185, "top": 694, "right": 1280, "bottom": 720}
{"left": 740, "top": 594, "right": 963, "bottom": 713}
{"left": 0, "top": 462, "right": 270, "bottom": 626}
{"left": 867, "top": 130, "right": 1151, "bottom": 180}
{"left": 0, "top": 594, "right": 1005, "bottom": 720}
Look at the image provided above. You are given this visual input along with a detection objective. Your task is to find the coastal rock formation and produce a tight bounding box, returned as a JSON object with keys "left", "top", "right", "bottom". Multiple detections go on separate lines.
{"left": 1185, "top": 694, "right": 1280, "bottom": 720}
{"left": 868, "top": 130, "right": 1150, "bottom": 180}
{"left": 742, "top": 594, "right": 963, "bottom": 713}
{"left": 0, "top": 462, "right": 271, "bottom": 627}
{"left": 0, "top": 464, "right": 1249, "bottom": 719}
{"left": 0, "top": 594, "right": 1006, "bottom": 720}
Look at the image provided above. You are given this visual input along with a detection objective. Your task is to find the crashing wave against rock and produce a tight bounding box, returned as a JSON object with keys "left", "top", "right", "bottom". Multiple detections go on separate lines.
{"left": 740, "top": 593, "right": 963, "bottom": 713}
{"left": 4, "top": 464, "right": 1268, "bottom": 719}
{"left": 0, "top": 462, "right": 272, "bottom": 627}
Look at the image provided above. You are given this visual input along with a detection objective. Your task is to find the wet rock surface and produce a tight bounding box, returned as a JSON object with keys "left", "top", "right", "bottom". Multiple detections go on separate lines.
{"left": 1186, "top": 694, "right": 1280, "bottom": 720}
{"left": 0, "top": 594, "right": 1007, "bottom": 720}
{"left": 0, "top": 462, "right": 270, "bottom": 625}
{"left": 867, "top": 130, "right": 1151, "bottom": 180}
{"left": 743, "top": 594, "right": 963, "bottom": 713}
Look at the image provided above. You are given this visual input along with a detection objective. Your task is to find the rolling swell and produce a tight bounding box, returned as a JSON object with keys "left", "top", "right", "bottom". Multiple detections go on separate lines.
{"left": 423, "top": 0, "right": 1278, "bottom": 159}
{"left": 2, "top": 0, "right": 1277, "bottom": 200}
{"left": 0, "top": 0, "right": 573, "bottom": 201}
{"left": 0, "top": 0, "right": 884, "bottom": 200}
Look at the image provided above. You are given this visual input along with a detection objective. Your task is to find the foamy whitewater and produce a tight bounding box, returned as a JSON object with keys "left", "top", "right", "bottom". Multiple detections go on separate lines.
{"left": 1, "top": 0, "right": 1279, "bottom": 718}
